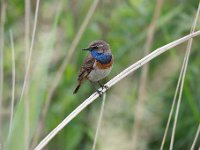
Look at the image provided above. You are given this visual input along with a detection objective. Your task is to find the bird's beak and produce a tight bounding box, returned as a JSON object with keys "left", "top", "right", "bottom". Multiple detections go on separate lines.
{"left": 82, "top": 47, "right": 92, "bottom": 51}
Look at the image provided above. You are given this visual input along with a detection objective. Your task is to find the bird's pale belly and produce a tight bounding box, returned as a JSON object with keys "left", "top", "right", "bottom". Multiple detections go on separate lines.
{"left": 87, "top": 67, "right": 112, "bottom": 82}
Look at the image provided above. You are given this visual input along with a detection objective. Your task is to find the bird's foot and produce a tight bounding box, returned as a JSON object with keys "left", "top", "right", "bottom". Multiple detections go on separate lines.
{"left": 102, "top": 85, "right": 108, "bottom": 90}
{"left": 97, "top": 85, "right": 108, "bottom": 97}
{"left": 96, "top": 89, "right": 103, "bottom": 97}
{"left": 100, "top": 85, "right": 108, "bottom": 92}
{"left": 98, "top": 81, "right": 108, "bottom": 90}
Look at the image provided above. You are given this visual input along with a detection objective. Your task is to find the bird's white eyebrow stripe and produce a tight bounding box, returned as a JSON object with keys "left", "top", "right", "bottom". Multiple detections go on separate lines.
{"left": 98, "top": 44, "right": 103, "bottom": 47}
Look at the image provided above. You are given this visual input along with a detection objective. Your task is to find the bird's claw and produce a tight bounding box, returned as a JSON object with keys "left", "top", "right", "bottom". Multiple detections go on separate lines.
{"left": 100, "top": 84, "right": 108, "bottom": 90}
{"left": 97, "top": 85, "right": 108, "bottom": 97}
{"left": 103, "top": 85, "right": 108, "bottom": 90}
{"left": 96, "top": 89, "right": 103, "bottom": 97}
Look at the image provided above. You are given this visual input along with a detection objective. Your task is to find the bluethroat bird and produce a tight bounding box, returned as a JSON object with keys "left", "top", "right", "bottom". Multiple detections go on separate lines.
{"left": 73, "top": 40, "right": 114, "bottom": 95}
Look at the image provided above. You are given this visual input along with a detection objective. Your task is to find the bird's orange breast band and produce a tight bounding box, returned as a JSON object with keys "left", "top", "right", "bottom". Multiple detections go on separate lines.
{"left": 96, "top": 58, "right": 114, "bottom": 69}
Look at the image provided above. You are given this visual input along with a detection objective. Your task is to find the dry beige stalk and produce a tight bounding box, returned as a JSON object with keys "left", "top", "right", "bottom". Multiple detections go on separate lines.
{"left": 0, "top": 0, "right": 6, "bottom": 143}
{"left": 32, "top": 0, "right": 100, "bottom": 146}
{"left": 132, "top": 0, "right": 163, "bottom": 149}
{"left": 92, "top": 93, "right": 106, "bottom": 150}
{"left": 24, "top": 0, "right": 31, "bottom": 149}
{"left": 169, "top": 2, "right": 200, "bottom": 150}
{"left": 191, "top": 123, "right": 200, "bottom": 150}
{"left": 19, "top": 0, "right": 40, "bottom": 103}
{"left": 8, "top": 30, "right": 15, "bottom": 139}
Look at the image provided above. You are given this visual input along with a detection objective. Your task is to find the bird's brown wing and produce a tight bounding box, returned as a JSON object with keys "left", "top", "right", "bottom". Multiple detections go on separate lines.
{"left": 73, "top": 55, "right": 95, "bottom": 94}
{"left": 78, "top": 54, "right": 95, "bottom": 82}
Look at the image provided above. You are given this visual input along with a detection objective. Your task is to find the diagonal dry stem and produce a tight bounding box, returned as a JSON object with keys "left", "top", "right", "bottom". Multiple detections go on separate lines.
{"left": 169, "top": 2, "right": 200, "bottom": 150}
{"left": 191, "top": 123, "right": 200, "bottom": 150}
{"left": 35, "top": 30, "right": 200, "bottom": 150}
{"left": 32, "top": 0, "right": 100, "bottom": 146}
{"left": 92, "top": 93, "right": 106, "bottom": 150}
{"left": 160, "top": 56, "right": 184, "bottom": 149}
{"left": 132, "top": 0, "right": 163, "bottom": 148}
{"left": 25, "top": 0, "right": 31, "bottom": 63}
{"left": 24, "top": 0, "right": 31, "bottom": 149}
{"left": 8, "top": 30, "right": 15, "bottom": 139}
{"left": 0, "top": 0, "right": 6, "bottom": 141}
{"left": 19, "top": 0, "right": 40, "bottom": 103}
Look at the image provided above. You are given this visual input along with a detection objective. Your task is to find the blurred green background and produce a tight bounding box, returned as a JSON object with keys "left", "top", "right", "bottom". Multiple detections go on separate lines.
{"left": 0, "top": 0, "right": 200, "bottom": 149}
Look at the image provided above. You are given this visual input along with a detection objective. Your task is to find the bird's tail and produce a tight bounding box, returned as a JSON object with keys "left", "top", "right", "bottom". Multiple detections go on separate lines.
{"left": 73, "top": 83, "right": 81, "bottom": 94}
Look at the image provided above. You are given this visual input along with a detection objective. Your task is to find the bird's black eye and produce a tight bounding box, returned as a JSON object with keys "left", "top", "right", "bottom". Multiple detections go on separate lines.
{"left": 91, "top": 46, "right": 98, "bottom": 50}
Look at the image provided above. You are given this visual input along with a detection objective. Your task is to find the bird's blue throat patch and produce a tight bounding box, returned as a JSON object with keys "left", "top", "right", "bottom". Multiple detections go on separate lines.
{"left": 91, "top": 50, "right": 112, "bottom": 64}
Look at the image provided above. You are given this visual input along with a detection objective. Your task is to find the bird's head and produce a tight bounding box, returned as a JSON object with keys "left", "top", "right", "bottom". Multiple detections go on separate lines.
{"left": 82, "top": 40, "right": 110, "bottom": 53}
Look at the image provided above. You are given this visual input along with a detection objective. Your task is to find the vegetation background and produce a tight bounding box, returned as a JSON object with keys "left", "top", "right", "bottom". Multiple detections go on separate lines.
{"left": 0, "top": 0, "right": 200, "bottom": 150}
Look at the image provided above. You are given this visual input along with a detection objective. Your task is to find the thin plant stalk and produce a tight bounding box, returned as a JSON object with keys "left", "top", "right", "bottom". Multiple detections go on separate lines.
{"left": 92, "top": 93, "right": 106, "bottom": 150}
{"left": 161, "top": 2, "right": 200, "bottom": 149}
{"left": 30, "top": 3, "right": 63, "bottom": 148}
{"left": 25, "top": 0, "right": 30, "bottom": 63}
{"left": 191, "top": 123, "right": 200, "bottom": 150}
{"left": 24, "top": 95, "right": 30, "bottom": 150}
{"left": 0, "top": 0, "right": 6, "bottom": 143}
{"left": 24, "top": 0, "right": 31, "bottom": 149}
{"left": 8, "top": 30, "right": 15, "bottom": 138}
{"left": 32, "top": 0, "right": 100, "bottom": 146}
{"left": 132, "top": 0, "right": 163, "bottom": 148}
{"left": 169, "top": 2, "right": 200, "bottom": 149}
{"left": 35, "top": 30, "right": 200, "bottom": 150}
{"left": 160, "top": 57, "right": 184, "bottom": 149}
{"left": 169, "top": 41, "right": 192, "bottom": 150}
{"left": 19, "top": 0, "right": 40, "bottom": 103}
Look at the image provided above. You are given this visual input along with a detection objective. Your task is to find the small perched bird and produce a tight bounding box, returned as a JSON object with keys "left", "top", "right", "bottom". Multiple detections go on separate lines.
{"left": 73, "top": 40, "right": 114, "bottom": 94}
